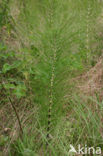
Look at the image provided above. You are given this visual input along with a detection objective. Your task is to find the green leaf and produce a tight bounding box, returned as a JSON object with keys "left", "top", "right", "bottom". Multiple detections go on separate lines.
{"left": 0, "top": 53, "right": 8, "bottom": 59}
{"left": 2, "top": 63, "right": 12, "bottom": 73}
{"left": 12, "top": 61, "right": 21, "bottom": 68}
{"left": 4, "top": 83, "right": 16, "bottom": 89}
{"left": 13, "top": 84, "right": 27, "bottom": 99}
{"left": 0, "top": 43, "right": 7, "bottom": 51}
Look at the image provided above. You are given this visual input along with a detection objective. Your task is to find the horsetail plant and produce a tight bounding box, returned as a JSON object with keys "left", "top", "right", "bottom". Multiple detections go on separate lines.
{"left": 13, "top": 0, "right": 103, "bottom": 138}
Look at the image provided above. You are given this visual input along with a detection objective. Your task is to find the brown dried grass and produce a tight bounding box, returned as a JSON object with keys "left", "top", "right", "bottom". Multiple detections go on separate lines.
{"left": 75, "top": 56, "right": 103, "bottom": 100}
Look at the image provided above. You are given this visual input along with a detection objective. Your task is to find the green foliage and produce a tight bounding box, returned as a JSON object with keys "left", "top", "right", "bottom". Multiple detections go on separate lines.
{"left": 9, "top": 0, "right": 102, "bottom": 134}
{"left": 2, "top": 63, "right": 13, "bottom": 73}
{"left": 0, "top": 0, "right": 103, "bottom": 155}
{"left": 0, "top": 135, "right": 9, "bottom": 146}
{"left": 0, "top": 0, "right": 11, "bottom": 27}
{"left": 9, "top": 128, "right": 39, "bottom": 156}
{"left": 9, "top": 95, "right": 103, "bottom": 155}
{"left": 13, "top": 83, "right": 27, "bottom": 99}
{"left": 4, "top": 82, "right": 27, "bottom": 98}
{"left": 0, "top": 44, "right": 27, "bottom": 100}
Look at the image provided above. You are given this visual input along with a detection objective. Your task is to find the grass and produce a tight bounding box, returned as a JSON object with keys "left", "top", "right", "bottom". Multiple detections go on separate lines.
{"left": 8, "top": 95, "right": 103, "bottom": 155}
{"left": 0, "top": 0, "right": 103, "bottom": 155}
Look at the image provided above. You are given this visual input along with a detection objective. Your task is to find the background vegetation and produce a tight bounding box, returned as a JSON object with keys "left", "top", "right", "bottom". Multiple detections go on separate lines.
{"left": 0, "top": 0, "right": 103, "bottom": 155}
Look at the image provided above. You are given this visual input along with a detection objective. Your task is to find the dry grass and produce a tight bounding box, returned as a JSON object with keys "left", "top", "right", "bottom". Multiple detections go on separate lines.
{"left": 73, "top": 56, "right": 103, "bottom": 101}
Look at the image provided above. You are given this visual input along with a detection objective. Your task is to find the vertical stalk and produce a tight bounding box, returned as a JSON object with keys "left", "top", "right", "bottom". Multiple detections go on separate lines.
{"left": 46, "top": 2, "right": 56, "bottom": 144}
{"left": 8, "top": 96, "right": 23, "bottom": 138}
{"left": 47, "top": 49, "right": 56, "bottom": 141}
{"left": 2, "top": 82, "right": 23, "bottom": 138}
